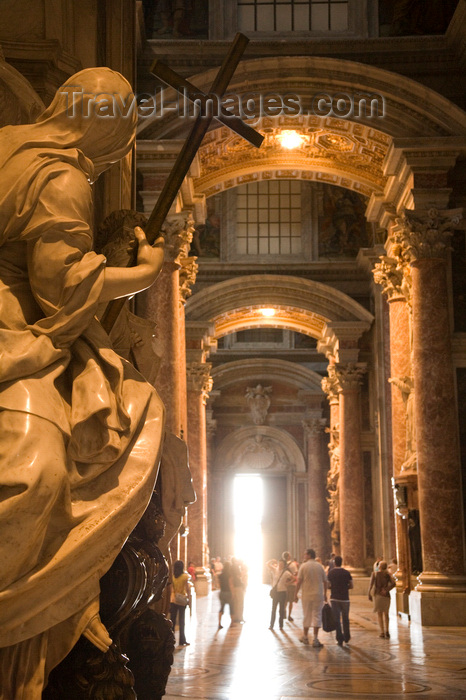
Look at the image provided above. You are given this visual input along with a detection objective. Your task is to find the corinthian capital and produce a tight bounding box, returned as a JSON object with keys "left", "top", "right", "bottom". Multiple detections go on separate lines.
{"left": 187, "top": 362, "right": 213, "bottom": 402}
{"left": 334, "top": 363, "right": 367, "bottom": 392}
{"left": 393, "top": 207, "right": 463, "bottom": 263}
{"left": 373, "top": 256, "right": 410, "bottom": 302}
{"left": 162, "top": 213, "right": 195, "bottom": 264}
{"left": 302, "top": 417, "right": 326, "bottom": 438}
{"left": 179, "top": 256, "right": 199, "bottom": 304}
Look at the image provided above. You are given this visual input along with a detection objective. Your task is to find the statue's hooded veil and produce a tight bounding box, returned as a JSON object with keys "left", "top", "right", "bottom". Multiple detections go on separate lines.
{"left": 34, "top": 67, "right": 137, "bottom": 179}
{"left": 0, "top": 68, "right": 137, "bottom": 244}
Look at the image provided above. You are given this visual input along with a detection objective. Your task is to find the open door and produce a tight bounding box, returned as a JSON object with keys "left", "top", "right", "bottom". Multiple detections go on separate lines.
{"left": 261, "top": 475, "right": 288, "bottom": 582}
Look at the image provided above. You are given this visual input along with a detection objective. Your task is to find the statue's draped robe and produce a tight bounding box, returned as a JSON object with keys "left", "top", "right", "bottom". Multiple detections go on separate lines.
{"left": 0, "top": 76, "right": 164, "bottom": 696}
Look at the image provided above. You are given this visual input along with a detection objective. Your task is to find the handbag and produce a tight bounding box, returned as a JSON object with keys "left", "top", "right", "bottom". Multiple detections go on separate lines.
{"left": 321, "top": 602, "right": 336, "bottom": 632}
{"left": 269, "top": 566, "right": 287, "bottom": 599}
{"left": 174, "top": 592, "right": 189, "bottom": 606}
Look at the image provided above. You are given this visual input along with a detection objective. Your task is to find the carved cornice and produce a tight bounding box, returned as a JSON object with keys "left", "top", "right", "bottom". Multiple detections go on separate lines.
{"left": 179, "top": 256, "right": 199, "bottom": 304}
{"left": 162, "top": 213, "right": 195, "bottom": 265}
{"left": 392, "top": 207, "right": 463, "bottom": 263}
{"left": 186, "top": 361, "right": 213, "bottom": 402}
{"left": 334, "top": 363, "right": 367, "bottom": 392}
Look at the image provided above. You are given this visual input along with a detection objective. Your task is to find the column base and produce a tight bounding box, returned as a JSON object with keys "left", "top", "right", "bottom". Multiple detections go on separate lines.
{"left": 193, "top": 567, "right": 212, "bottom": 597}
{"left": 410, "top": 589, "right": 466, "bottom": 626}
{"left": 349, "top": 576, "right": 370, "bottom": 596}
{"left": 395, "top": 588, "right": 410, "bottom": 618}
{"left": 410, "top": 573, "right": 466, "bottom": 626}
{"left": 346, "top": 567, "right": 368, "bottom": 578}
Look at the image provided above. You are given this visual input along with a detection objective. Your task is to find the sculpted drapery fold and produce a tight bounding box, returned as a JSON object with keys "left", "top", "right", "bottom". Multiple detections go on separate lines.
{"left": 0, "top": 69, "right": 165, "bottom": 696}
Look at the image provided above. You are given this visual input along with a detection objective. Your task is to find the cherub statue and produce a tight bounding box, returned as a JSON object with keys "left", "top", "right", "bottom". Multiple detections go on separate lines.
{"left": 0, "top": 69, "right": 165, "bottom": 697}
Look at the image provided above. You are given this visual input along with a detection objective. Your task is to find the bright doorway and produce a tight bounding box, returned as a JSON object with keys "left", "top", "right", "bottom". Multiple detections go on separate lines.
{"left": 233, "top": 474, "right": 263, "bottom": 585}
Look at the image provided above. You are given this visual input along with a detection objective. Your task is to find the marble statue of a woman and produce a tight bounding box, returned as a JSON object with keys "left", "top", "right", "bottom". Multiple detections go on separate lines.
{"left": 0, "top": 69, "right": 165, "bottom": 697}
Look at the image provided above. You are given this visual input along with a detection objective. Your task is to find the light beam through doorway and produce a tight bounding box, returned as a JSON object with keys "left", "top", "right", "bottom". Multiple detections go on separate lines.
{"left": 233, "top": 474, "right": 263, "bottom": 586}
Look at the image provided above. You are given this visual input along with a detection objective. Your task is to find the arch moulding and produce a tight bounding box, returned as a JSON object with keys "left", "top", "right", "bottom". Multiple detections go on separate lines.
{"left": 214, "top": 425, "right": 306, "bottom": 474}
{"left": 185, "top": 275, "right": 373, "bottom": 347}
{"left": 211, "top": 359, "right": 324, "bottom": 394}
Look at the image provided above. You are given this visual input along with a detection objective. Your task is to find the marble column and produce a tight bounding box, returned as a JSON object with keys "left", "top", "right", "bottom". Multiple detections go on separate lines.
{"left": 394, "top": 207, "right": 466, "bottom": 624}
{"left": 303, "top": 416, "right": 327, "bottom": 560}
{"left": 334, "top": 363, "right": 367, "bottom": 575}
{"left": 322, "top": 365, "right": 341, "bottom": 555}
{"left": 179, "top": 256, "right": 199, "bottom": 437}
{"left": 186, "top": 361, "right": 213, "bottom": 595}
{"left": 373, "top": 256, "right": 414, "bottom": 607}
{"left": 137, "top": 213, "right": 194, "bottom": 438}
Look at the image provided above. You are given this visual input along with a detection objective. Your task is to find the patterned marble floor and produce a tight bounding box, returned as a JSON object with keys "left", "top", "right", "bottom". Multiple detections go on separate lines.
{"left": 165, "top": 584, "right": 466, "bottom": 700}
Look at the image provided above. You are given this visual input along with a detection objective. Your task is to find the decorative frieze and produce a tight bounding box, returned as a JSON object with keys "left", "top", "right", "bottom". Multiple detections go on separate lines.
{"left": 179, "top": 256, "right": 199, "bottom": 304}
{"left": 162, "top": 213, "right": 195, "bottom": 265}
{"left": 393, "top": 207, "right": 463, "bottom": 263}
{"left": 372, "top": 255, "right": 411, "bottom": 302}
{"left": 321, "top": 365, "right": 339, "bottom": 405}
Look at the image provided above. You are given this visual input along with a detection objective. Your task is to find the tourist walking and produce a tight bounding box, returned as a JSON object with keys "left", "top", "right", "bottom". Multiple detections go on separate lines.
{"left": 327, "top": 555, "right": 353, "bottom": 646}
{"left": 231, "top": 558, "right": 246, "bottom": 623}
{"left": 282, "top": 551, "right": 298, "bottom": 621}
{"left": 170, "top": 560, "right": 191, "bottom": 646}
{"left": 368, "top": 560, "right": 396, "bottom": 638}
{"left": 295, "top": 548, "right": 328, "bottom": 647}
{"left": 267, "top": 558, "right": 295, "bottom": 630}
{"left": 218, "top": 561, "right": 235, "bottom": 629}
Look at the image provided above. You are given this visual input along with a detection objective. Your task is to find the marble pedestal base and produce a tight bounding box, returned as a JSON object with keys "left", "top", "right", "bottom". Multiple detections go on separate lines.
{"left": 395, "top": 588, "right": 410, "bottom": 617}
{"left": 351, "top": 576, "right": 370, "bottom": 596}
{"left": 410, "top": 590, "right": 466, "bottom": 626}
{"left": 193, "top": 568, "right": 212, "bottom": 597}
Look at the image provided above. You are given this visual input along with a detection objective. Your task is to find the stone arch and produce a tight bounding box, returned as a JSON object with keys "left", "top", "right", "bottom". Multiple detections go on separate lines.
{"left": 139, "top": 56, "right": 466, "bottom": 141}
{"left": 185, "top": 274, "right": 373, "bottom": 344}
{"left": 214, "top": 425, "right": 306, "bottom": 474}
{"left": 211, "top": 358, "right": 323, "bottom": 393}
{"left": 138, "top": 55, "right": 466, "bottom": 208}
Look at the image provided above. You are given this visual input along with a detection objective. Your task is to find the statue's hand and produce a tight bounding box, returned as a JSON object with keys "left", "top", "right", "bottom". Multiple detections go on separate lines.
{"left": 134, "top": 226, "right": 164, "bottom": 278}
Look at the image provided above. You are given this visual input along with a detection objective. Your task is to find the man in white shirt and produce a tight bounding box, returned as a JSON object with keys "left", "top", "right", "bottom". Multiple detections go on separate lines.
{"left": 295, "top": 548, "right": 328, "bottom": 647}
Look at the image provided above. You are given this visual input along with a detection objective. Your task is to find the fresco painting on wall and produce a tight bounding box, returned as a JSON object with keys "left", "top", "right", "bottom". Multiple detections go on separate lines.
{"left": 191, "top": 194, "right": 221, "bottom": 258}
{"left": 317, "top": 184, "right": 370, "bottom": 258}
{"left": 144, "top": 0, "right": 209, "bottom": 39}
